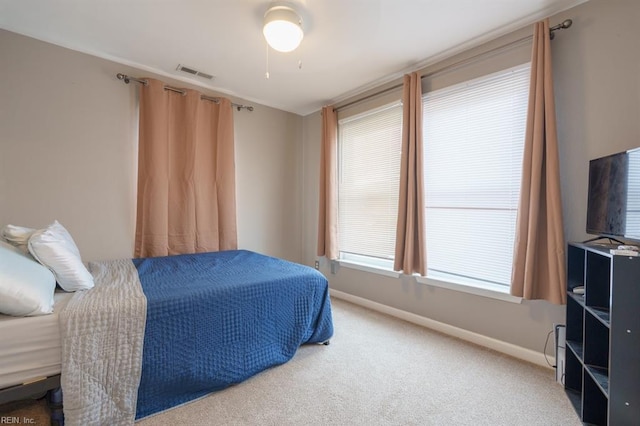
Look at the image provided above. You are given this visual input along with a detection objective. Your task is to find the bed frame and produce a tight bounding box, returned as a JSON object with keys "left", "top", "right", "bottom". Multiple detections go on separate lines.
{"left": 0, "top": 376, "right": 64, "bottom": 426}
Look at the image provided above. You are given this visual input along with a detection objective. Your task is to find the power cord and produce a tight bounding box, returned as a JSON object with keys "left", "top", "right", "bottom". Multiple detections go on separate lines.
{"left": 543, "top": 329, "right": 556, "bottom": 368}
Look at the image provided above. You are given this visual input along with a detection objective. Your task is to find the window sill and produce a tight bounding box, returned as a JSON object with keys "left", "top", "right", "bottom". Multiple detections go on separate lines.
{"left": 333, "top": 258, "right": 522, "bottom": 303}
{"left": 334, "top": 259, "right": 401, "bottom": 278}
{"left": 416, "top": 274, "right": 522, "bottom": 304}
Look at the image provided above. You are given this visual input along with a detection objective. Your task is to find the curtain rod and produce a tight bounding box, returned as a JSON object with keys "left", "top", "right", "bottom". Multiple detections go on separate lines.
{"left": 335, "top": 19, "right": 573, "bottom": 113}
{"left": 116, "top": 74, "right": 254, "bottom": 112}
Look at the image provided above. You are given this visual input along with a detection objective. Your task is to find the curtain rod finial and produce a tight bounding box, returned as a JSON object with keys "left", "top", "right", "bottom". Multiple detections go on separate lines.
{"left": 549, "top": 18, "right": 573, "bottom": 38}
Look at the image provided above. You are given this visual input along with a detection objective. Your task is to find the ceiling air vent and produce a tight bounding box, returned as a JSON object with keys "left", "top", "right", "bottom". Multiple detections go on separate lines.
{"left": 176, "top": 64, "right": 215, "bottom": 81}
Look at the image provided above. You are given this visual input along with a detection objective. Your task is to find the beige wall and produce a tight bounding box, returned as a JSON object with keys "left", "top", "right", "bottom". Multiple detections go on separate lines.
{"left": 553, "top": 0, "right": 640, "bottom": 242}
{"left": 0, "top": 29, "right": 304, "bottom": 263}
{"left": 301, "top": 0, "right": 640, "bottom": 354}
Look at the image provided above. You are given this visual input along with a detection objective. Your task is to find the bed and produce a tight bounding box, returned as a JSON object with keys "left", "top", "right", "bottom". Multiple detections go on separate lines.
{"left": 1, "top": 247, "right": 333, "bottom": 425}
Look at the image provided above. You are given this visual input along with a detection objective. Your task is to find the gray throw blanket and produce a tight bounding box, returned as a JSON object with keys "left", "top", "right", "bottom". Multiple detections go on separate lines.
{"left": 59, "top": 259, "right": 147, "bottom": 425}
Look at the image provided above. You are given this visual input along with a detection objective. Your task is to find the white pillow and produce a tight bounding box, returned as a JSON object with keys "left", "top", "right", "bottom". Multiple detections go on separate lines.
{"left": 2, "top": 224, "right": 36, "bottom": 254}
{"left": 27, "top": 220, "right": 94, "bottom": 292}
{"left": 0, "top": 240, "right": 56, "bottom": 316}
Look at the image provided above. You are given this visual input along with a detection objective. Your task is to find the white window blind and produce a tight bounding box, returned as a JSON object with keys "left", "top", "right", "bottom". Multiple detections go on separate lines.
{"left": 422, "top": 64, "right": 530, "bottom": 287}
{"left": 626, "top": 148, "right": 640, "bottom": 239}
{"left": 338, "top": 102, "right": 403, "bottom": 264}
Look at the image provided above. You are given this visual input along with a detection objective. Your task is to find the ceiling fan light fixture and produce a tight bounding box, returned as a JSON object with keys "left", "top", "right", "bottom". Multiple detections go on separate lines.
{"left": 263, "top": 5, "right": 304, "bottom": 53}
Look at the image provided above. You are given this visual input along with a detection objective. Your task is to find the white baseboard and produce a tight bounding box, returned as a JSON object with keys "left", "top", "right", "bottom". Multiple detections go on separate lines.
{"left": 330, "top": 289, "right": 555, "bottom": 370}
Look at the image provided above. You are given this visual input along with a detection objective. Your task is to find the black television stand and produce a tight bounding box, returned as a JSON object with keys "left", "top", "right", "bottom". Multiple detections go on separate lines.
{"left": 565, "top": 242, "right": 640, "bottom": 424}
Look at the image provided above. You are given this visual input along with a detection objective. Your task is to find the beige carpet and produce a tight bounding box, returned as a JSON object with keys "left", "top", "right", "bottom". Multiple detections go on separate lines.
{"left": 0, "top": 398, "right": 51, "bottom": 425}
{"left": 1, "top": 298, "right": 581, "bottom": 425}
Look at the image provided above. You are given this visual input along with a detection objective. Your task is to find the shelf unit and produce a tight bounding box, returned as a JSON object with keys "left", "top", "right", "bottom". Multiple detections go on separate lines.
{"left": 565, "top": 242, "right": 640, "bottom": 425}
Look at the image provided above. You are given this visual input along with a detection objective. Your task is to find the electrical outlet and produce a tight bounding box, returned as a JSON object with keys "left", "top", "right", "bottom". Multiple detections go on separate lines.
{"left": 314, "top": 260, "right": 320, "bottom": 270}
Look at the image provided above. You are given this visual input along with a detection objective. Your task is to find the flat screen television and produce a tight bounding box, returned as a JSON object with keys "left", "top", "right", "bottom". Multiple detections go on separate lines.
{"left": 586, "top": 147, "right": 640, "bottom": 242}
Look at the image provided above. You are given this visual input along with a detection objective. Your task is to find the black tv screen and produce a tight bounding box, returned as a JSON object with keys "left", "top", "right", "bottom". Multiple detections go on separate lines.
{"left": 586, "top": 147, "right": 640, "bottom": 242}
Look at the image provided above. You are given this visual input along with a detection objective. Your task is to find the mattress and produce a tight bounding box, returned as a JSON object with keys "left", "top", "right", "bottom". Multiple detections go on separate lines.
{"left": 0, "top": 290, "right": 74, "bottom": 389}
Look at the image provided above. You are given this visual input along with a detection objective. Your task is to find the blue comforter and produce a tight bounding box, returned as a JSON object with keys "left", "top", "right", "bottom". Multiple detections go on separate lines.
{"left": 132, "top": 250, "right": 333, "bottom": 419}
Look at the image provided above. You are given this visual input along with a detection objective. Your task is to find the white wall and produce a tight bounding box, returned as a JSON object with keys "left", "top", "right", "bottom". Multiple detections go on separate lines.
{"left": 301, "top": 0, "right": 640, "bottom": 354}
{"left": 0, "top": 29, "right": 304, "bottom": 263}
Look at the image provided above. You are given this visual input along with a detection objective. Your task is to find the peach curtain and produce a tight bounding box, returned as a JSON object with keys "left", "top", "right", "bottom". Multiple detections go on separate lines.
{"left": 394, "top": 72, "right": 427, "bottom": 275}
{"left": 317, "top": 106, "right": 338, "bottom": 260}
{"left": 134, "top": 78, "right": 237, "bottom": 258}
{"left": 511, "top": 20, "right": 566, "bottom": 304}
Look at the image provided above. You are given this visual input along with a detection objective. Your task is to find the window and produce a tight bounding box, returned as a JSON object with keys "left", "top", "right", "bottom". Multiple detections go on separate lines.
{"left": 337, "top": 102, "right": 403, "bottom": 269}
{"left": 335, "top": 64, "right": 530, "bottom": 294}
{"left": 422, "top": 64, "right": 530, "bottom": 289}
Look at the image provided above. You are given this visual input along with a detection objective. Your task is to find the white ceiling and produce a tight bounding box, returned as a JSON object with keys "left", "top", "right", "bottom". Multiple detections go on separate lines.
{"left": 0, "top": 0, "right": 584, "bottom": 115}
